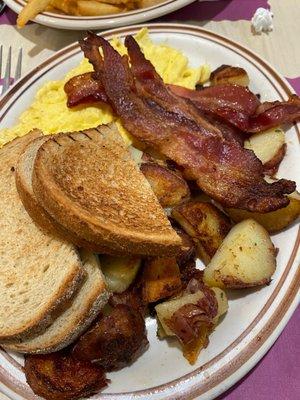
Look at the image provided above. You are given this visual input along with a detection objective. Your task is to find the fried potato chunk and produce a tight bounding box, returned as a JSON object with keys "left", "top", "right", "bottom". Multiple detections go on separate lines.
{"left": 204, "top": 219, "right": 276, "bottom": 289}
{"left": 155, "top": 286, "right": 228, "bottom": 364}
{"left": 72, "top": 305, "right": 148, "bottom": 370}
{"left": 210, "top": 65, "right": 250, "bottom": 87}
{"left": 24, "top": 351, "right": 107, "bottom": 400}
{"left": 244, "top": 127, "right": 286, "bottom": 176}
{"left": 142, "top": 257, "right": 182, "bottom": 303}
{"left": 99, "top": 255, "right": 141, "bottom": 293}
{"left": 226, "top": 190, "right": 300, "bottom": 234}
{"left": 140, "top": 162, "right": 190, "bottom": 207}
{"left": 172, "top": 201, "right": 231, "bottom": 265}
{"left": 173, "top": 227, "right": 197, "bottom": 270}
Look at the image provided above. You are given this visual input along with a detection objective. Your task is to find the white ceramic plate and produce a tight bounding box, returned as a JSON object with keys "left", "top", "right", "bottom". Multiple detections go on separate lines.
{"left": 4, "top": 0, "right": 196, "bottom": 30}
{"left": 0, "top": 23, "right": 299, "bottom": 400}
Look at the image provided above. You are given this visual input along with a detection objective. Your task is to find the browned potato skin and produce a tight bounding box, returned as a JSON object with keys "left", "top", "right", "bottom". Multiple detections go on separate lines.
{"left": 210, "top": 65, "right": 250, "bottom": 86}
{"left": 213, "top": 272, "right": 271, "bottom": 289}
{"left": 24, "top": 351, "right": 107, "bottom": 400}
{"left": 140, "top": 162, "right": 190, "bottom": 207}
{"left": 172, "top": 201, "right": 231, "bottom": 265}
{"left": 142, "top": 257, "right": 182, "bottom": 303}
{"left": 173, "top": 226, "right": 196, "bottom": 269}
{"left": 263, "top": 144, "right": 286, "bottom": 176}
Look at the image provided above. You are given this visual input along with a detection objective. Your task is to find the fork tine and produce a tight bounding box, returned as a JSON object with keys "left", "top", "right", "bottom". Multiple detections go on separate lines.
{"left": 1, "top": 46, "right": 12, "bottom": 96}
{"left": 15, "top": 48, "right": 22, "bottom": 81}
{"left": 0, "top": 45, "right": 3, "bottom": 79}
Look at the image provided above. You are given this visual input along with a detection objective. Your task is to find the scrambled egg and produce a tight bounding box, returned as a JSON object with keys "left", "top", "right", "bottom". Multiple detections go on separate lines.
{"left": 0, "top": 28, "right": 210, "bottom": 147}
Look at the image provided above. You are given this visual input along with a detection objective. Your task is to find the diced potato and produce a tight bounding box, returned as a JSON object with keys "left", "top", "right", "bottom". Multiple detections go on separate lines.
{"left": 244, "top": 127, "right": 286, "bottom": 175}
{"left": 99, "top": 255, "right": 141, "bottom": 293}
{"left": 140, "top": 163, "right": 190, "bottom": 207}
{"left": 210, "top": 65, "right": 250, "bottom": 87}
{"left": 173, "top": 227, "right": 196, "bottom": 269}
{"left": 182, "top": 325, "right": 210, "bottom": 365}
{"left": 203, "top": 219, "right": 276, "bottom": 289}
{"left": 211, "top": 287, "right": 228, "bottom": 322}
{"left": 172, "top": 201, "right": 231, "bottom": 265}
{"left": 226, "top": 190, "right": 300, "bottom": 234}
{"left": 155, "top": 288, "right": 227, "bottom": 336}
{"left": 157, "top": 319, "right": 168, "bottom": 339}
{"left": 155, "top": 287, "right": 228, "bottom": 364}
{"left": 142, "top": 257, "right": 182, "bottom": 303}
{"left": 155, "top": 291, "right": 205, "bottom": 335}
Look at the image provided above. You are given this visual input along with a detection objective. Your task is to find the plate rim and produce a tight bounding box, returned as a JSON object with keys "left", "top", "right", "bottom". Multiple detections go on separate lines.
{"left": 0, "top": 23, "right": 299, "bottom": 400}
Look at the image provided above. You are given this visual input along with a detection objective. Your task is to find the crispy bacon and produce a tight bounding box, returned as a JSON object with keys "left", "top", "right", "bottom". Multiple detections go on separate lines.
{"left": 169, "top": 84, "right": 300, "bottom": 133}
{"left": 80, "top": 33, "right": 295, "bottom": 212}
{"left": 64, "top": 72, "right": 108, "bottom": 107}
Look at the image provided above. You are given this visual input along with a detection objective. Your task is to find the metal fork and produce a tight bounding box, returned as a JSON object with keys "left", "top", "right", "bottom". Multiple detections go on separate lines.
{"left": 0, "top": 46, "right": 23, "bottom": 96}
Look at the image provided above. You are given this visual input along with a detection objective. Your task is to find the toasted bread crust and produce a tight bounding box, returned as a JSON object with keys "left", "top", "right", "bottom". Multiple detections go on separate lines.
{"left": 15, "top": 136, "right": 117, "bottom": 254}
{"left": 33, "top": 124, "right": 181, "bottom": 256}
{"left": 4, "top": 252, "right": 109, "bottom": 354}
{"left": 0, "top": 132, "right": 85, "bottom": 341}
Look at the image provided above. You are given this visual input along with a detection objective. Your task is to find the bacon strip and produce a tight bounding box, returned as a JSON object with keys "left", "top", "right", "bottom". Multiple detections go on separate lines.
{"left": 80, "top": 33, "right": 295, "bottom": 212}
{"left": 169, "top": 84, "right": 300, "bottom": 132}
{"left": 64, "top": 72, "right": 108, "bottom": 107}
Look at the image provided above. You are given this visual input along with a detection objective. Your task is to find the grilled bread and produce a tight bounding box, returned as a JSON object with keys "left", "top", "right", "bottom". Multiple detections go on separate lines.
{"left": 0, "top": 132, "right": 85, "bottom": 341}
{"left": 4, "top": 250, "right": 109, "bottom": 354}
{"left": 32, "top": 124, "right": 181, "bottom": 256}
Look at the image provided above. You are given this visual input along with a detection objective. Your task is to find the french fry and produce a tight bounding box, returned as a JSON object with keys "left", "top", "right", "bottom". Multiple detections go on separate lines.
{"left": 97, "top": 0, "right": 134, "bottom": 5}
{"left": 50, "top": 0, "right": 80, "bottom": 15}
{"left": 77, "top": 1, "right": 125, "bottom": 16}
{"left": 139, "top": 0, "right": 164, "bottom": 8}
{"left": 17, "top": 0, "right": 52, "bottom": 28}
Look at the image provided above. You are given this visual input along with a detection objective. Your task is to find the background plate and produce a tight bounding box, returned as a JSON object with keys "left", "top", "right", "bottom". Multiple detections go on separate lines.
{"left": 0, "top": 23, "right": 299, "bottom": 400}
{"left": 4, "top": 0, "right": 196, "bottom": 30}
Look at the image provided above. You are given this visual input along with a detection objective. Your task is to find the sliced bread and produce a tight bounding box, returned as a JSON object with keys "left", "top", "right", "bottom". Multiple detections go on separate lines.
{"left": 0, "top": 132, "right": 85, "bottom": 341}
{"left": 15, "top": 134, "right": 120, "bottom": 254}
{"left": 3, "top": 250, "right": 109, "bottom": 354}
{"left": 32, "top": 123, "right": 181, "bottom": 256}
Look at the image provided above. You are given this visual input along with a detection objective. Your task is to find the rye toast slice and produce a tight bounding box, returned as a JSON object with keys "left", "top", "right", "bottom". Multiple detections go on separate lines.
{"left": 15, "top": 134, "right": 115, "bottom": 254}
{"left": 32, "top": 124, "right": 181, "bottom": 256}
{"left": 3, "top": 251, "right": 109, "bottom": 353}
{"left": 0, "top": 132, "right": 85, "bottom": 341}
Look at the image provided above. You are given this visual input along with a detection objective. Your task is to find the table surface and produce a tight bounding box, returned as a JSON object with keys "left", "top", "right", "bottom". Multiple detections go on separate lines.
{"left": 0, "top": 1, "right": 299, "bottom": 399}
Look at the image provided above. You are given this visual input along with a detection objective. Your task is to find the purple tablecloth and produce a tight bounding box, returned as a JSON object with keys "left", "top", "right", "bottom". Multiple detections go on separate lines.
{"left": 0, "top": 1, "right": 299, "bottom": 399}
